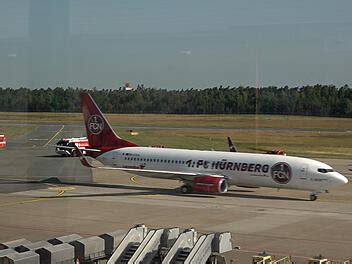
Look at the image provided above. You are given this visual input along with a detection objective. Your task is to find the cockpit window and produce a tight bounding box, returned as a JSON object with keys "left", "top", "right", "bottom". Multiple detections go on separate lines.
{"left": 317, "top": 168, "right": 334, "bottom": 173}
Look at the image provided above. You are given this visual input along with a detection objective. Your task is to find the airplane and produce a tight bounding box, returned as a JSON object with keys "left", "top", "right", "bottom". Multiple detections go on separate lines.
{"left": 75, "top": 92, "right": 348, "bottom": 201}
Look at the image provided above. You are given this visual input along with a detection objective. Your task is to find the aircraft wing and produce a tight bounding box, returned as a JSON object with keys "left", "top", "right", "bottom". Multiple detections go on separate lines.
{"left": 73, "top": 145, "right": 224, "bottom": 181}
{"left": 95, "top": 166, "right": 199, "bottom": 180}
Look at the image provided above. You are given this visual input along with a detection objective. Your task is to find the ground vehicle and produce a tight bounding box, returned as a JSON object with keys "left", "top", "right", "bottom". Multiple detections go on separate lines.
{"left": 55, "top": 137, "right": 89, "bottom": 156}
{"left": 0, "top": 134, "right": 6, "bottom": 149}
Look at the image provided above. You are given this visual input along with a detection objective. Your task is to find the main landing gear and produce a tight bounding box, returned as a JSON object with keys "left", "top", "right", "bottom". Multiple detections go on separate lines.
{"left": 180, "top": 184, "right": 192, "bottom": 194}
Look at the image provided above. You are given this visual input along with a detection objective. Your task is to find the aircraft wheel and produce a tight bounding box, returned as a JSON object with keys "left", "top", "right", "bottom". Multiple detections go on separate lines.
{"left": 309, "top": 193, "right": 317, "bottom": 201}
{"left": 180, "top": 185, "right": 191, "bottom": 194}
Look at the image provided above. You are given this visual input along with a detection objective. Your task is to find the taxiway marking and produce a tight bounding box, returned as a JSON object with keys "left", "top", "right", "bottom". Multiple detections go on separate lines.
{"left": 130, "top": 176, "right": 161, "bottom": 196}
{"left": 0, "top": 198, "right": 50, "bottom": 207}
{"left": 48, "top": 186, "right": 76, "bottom": 196}
{"left": 0, "top": 184, "right": 76, "bottom": 207}
{"left": 130, "top": 176, "right": 138, "bottom": 184}
{"left": 43, "top": 125, "right": 64, "bottom": 147}
{"left": 235, "top": 248, "right": 346, "bottom": 263}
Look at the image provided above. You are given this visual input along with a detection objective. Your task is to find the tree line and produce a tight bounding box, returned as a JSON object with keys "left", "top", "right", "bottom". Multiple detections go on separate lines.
{"left": 0, "top": 85, "right": 351, "bottom": 117}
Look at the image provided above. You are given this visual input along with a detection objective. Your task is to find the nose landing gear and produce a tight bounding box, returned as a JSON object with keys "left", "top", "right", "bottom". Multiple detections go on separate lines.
{"left": 309, "top": 193, "right": 317, "bottom": 201}
{"left": 309, "top": 190, "right": 328, "bottom": 201}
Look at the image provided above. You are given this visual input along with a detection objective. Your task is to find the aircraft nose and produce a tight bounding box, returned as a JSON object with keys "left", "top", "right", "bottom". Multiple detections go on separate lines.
{"left": 333, "top": 173, "right": 348, "bottom": 185}
{"left": 341, "top": 175, "right": 348, "bottom": 184}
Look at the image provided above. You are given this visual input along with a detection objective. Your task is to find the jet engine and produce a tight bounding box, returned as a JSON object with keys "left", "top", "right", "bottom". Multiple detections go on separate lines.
{"left": 192, "top": 176, "right": 228, "bottom": 193}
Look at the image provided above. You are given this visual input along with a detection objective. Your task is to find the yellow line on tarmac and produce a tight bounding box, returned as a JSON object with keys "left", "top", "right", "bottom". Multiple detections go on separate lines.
{"left": 130, "top": 176, "right": 162, "bottom": 197}
{"left": 0, "top": 185, "right": 75, "bottom": 208}
{"left": 45, "top": 183, "right": 58, "bottom": 187}
{"left": 48, "top": 187, "right": 75, "bottom": 196}
{"left": 43, "top": 125, "right": 64, "bottom": 147}
{"left": 130, "top": 176, "right": 138, "bottom": 184}
{"left": 47, "top": 183, "right": 75, "bottom": 196}
{"left": 0, "top": 198, "right": 49, "bottom": 208}
{"left": 47, "top": 187, "right": 75, "bottom": 192}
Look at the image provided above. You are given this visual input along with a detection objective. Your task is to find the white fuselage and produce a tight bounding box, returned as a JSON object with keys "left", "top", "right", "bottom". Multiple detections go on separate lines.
{"left": 97, "top": 147, "right": 348, "bottom": 192}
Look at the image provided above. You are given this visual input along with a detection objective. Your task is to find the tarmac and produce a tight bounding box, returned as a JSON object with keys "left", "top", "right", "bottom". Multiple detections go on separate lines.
{"left": 0, "top": 124, "right": 351, "bottom": 263}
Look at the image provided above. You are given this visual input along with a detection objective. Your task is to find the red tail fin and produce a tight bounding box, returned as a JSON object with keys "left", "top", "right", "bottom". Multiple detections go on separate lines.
{"left": 80, "top": 92, "right": 138, "bottom": 150}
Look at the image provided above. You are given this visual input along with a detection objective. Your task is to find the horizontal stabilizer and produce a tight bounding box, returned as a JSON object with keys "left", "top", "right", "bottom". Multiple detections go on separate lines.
{"left": 73, "top": 145, "right": 95, "bottom": 168}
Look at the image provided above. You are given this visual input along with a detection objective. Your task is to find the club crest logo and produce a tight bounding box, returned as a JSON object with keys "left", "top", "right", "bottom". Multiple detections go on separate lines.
{"left": 271, "top": 162, "right": 292, "bottom": 184}
{"left": 88, "top": 115, "right": 104, "bottom": 135}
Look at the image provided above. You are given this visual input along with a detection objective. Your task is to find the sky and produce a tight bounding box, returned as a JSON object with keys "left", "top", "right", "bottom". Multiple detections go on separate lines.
{"left": 0, "top": 0, "right": 351, "bottom": 89}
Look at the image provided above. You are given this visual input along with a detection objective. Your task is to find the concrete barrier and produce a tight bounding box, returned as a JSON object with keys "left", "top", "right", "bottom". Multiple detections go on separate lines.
{"left": 99, "top": 229, "right": 126, "bottom": 256}
{"left": 0, "top": 240, "right": 31, "bottom": 251}
{"left": 1, "top": 251, "right": 39, "bottom": 264}
{"left": 47, "top": 234, "right": 82, "bottom": 245}
{"left": 35, "top": 243, "right": 75, "bottom": 264}
{"left": 70, "top": 236, "right": 105, "bottom": 262}
{"left": 14, "top": 241, "right": 52, "bottom": 253}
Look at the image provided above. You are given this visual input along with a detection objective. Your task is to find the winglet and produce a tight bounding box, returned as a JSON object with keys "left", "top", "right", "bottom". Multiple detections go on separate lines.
{"left": 74, "top": 145, "right": 95, "bottom": 168}
{"left": 227, "top": 137, "right": 238, "bottom": 152}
